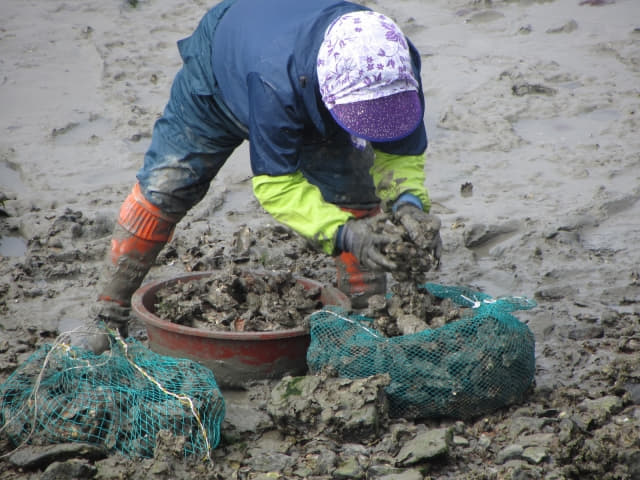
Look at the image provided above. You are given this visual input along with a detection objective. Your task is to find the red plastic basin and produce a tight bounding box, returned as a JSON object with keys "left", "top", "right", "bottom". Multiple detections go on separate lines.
{"left": 131, "top": 271, "right": 350, "bottom": 388}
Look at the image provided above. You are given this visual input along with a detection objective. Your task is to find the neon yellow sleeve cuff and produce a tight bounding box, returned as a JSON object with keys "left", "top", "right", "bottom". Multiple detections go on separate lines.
{"left": 252, "top": 172, "right": 354, "bottom": 255}
{"left": 370, "top": 150, "right": 431, "bottom": 212}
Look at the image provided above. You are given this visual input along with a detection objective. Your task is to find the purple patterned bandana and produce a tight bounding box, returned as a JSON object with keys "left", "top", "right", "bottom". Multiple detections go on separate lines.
{"left": 317, "top": 11, "right": 422, "bottom": 142}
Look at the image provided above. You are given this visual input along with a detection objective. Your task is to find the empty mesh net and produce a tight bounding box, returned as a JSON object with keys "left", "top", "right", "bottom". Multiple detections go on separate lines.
{"left": 0, "top": 337, "right": 225, "bottom": 460}
{"left": 307, "top": 283, "right": 536, "bottom": 419}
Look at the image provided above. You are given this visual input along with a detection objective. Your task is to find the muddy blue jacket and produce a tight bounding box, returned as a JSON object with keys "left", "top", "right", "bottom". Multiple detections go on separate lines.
{"left": 138, "top": 0, "right": 429, "bottom": 254}
{"left": 211, "top": 0, "right": 427, "bottom": 176}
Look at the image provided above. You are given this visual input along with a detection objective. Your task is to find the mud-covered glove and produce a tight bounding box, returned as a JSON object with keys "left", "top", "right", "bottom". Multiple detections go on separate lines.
{"left": 393, "top": 199, "right": 443, "bottom": 268}
{"left": 336, "top": 218, "right": 397, "bottom": 271}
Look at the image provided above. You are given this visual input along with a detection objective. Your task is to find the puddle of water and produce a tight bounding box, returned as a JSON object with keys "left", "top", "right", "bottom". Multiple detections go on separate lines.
{"left": 0, "top": 234, "right": 27, "bottom": 257}
{"left": 514, "top": 109, "right": 619, "bottom": 147}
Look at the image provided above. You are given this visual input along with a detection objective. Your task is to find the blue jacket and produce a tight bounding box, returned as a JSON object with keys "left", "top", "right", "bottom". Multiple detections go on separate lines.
{"left": 139, "top": 0, "right": 429, "bottom": 248}
{"left": 210, "top": 0, "right": 428, "bottom": 178}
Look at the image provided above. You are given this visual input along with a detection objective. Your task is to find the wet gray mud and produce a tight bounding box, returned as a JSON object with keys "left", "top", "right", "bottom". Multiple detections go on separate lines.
{"left": 1, "top": 0, "right": 639, "bottom": 478}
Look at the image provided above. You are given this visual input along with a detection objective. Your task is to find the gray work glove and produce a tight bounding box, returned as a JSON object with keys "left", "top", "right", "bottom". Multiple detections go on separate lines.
{"left": 394, "top": 204, "right": 443, "bottom": 268}
{"left": 337, "top": 218, "right": 397, "bottom": 271}
{"left": 67, "top": 300, "right": 130, "bottom": 354}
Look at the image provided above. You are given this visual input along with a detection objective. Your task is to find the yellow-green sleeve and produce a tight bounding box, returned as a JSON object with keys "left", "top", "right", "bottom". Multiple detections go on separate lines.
{"left": 252, "top": 172, "right": 354, "bottom": 255}
{"left": 370, "top": 150, "right": 431, "bottom": 212}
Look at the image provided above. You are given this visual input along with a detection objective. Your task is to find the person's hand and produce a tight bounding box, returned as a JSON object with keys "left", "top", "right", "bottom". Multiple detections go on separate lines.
{"left": 337, "top": 218, "right": 397, "bottom": 271}
{"left": 394, "top": 204, "right": 443, "bottom": 267}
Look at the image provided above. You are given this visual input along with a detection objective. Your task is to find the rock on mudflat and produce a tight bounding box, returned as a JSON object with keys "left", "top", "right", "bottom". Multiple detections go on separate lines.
{"left": 394, "top": 427, "right": 453, "bottom": 466}
{"left": 41, "top": 459, "right": 97, "bottom": 480}
{"left": 577, "top": 395, "right": 624, "bottom": 428}
{"left": 462, "top": 221, "right": 519, "bottom": 249}
{"left": 376, "top": 469, "right": 424, "bottom": 480}
{"left": 267, "top": 373, "right": 391, "bottom": 442}
{"left": 8, "top": 443, "right": 107, "bottom": 470}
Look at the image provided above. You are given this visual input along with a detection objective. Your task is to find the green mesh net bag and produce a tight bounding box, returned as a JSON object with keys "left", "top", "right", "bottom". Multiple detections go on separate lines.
{"left": 0, "top": 337, "right": 225, "bottom": 460}
{"left": 307, "top": 283, "right": 536, "bottom": 420}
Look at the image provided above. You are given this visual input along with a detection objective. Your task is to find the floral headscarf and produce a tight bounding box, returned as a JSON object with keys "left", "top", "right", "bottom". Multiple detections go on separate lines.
{"left": 317, "top": 11, "right": 419, "bottom": 109}
{"left": 316, "top": 11, "right": 422, "bottom": 142}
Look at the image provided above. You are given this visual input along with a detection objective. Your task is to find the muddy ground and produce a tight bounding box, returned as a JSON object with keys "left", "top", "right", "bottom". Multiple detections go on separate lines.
{"left": 1, "top": 0, "right": 639, "bottom": 478}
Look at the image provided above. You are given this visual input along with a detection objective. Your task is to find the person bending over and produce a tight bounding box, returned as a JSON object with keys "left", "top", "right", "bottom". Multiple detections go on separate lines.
{"left": 76, "top": 0, "right": 442, "bottom": 353}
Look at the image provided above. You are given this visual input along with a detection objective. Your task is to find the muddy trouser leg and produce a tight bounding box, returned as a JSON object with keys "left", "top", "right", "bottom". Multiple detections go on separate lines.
{"left": 137, "top": 67, "right": 244, "bottom": 216}
{"left": 334, "top": 206, "right": 386, "bottom": 309}
{"left": 81, "top": 67, "right": 243, "bottom": 353}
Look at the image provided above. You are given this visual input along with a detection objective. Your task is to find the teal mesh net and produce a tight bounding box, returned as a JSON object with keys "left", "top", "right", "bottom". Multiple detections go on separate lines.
{"left": 307, "top": 283, "right": 536, "bottom": 420}
{"left": 0, "top": 337, "right": 225, "bottom": 460}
